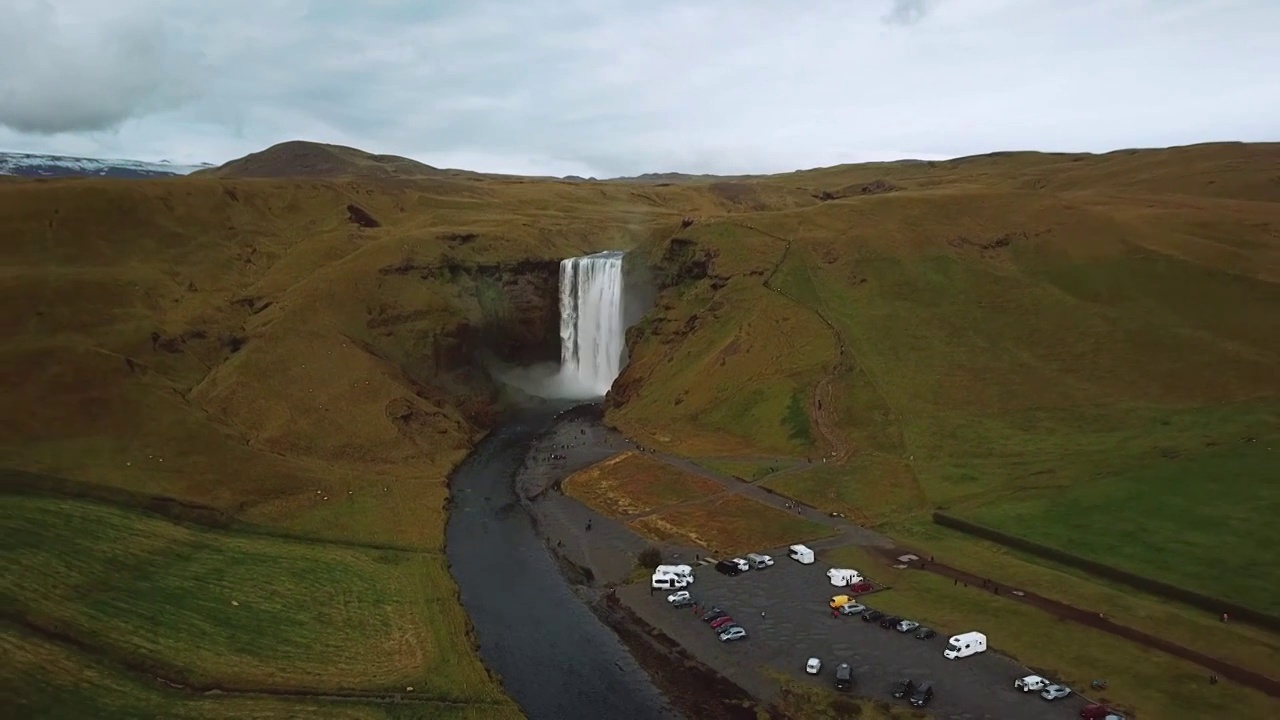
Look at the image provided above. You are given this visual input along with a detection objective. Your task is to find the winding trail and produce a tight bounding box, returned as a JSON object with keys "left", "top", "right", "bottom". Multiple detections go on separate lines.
{"left": 731, "top": 221, "right": 854, "bottom": 464}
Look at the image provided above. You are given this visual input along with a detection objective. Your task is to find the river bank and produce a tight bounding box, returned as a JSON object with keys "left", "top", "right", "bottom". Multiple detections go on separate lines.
{"left": 515, "top": 404, "right": 783, "bottom": 719}
{"left": 443, "top": 403, "right": 680, "bottom": 720}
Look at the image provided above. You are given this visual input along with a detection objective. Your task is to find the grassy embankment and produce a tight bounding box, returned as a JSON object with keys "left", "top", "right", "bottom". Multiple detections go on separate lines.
{"left": 563, "top": 452, "right": 833, "bottom": 555}
{"left": 607, "top": 143, "right": 1280, "bottom": 719}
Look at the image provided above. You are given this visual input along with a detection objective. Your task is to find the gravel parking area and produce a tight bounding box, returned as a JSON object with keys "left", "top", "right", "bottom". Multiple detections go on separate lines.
{"left": 620, "top": 549, "right": 1091, "bottom": 720}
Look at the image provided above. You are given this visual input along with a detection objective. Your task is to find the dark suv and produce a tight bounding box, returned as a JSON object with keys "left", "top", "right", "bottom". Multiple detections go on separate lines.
{"left": 892, "top": 678, "right": 916, "bottom": 699}
{"left": 861, "top": 609, "right": 884, "bottom": 623}
{"left": 715, "top": 559, "right": 741, "bottom": 576}
{"left": 909, "top": 682, "right": 934, "bottom": 708}
{"left": 834, "top": 663, "right": 853, "bottom": 691}
{"left": 879, "top": 615, "right": 902, "bottom": 629}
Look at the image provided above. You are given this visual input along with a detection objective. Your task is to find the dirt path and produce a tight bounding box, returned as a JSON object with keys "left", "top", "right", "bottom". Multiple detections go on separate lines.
{"left": 878, "top": 550, "right": 1280, "bottom": 698}
{"left": 731, "top": 222, "right": 853, "bottom": 464}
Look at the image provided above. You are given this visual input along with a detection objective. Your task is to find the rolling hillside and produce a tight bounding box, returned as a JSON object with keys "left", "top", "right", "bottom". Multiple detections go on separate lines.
{"left": 4, "top": 140, "right": 1278, "bottom": 718}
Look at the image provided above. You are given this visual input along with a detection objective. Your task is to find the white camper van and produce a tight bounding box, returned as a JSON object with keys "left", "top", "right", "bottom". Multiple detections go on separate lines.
{"left": 746, "top": 553, "right": 774, "bottom": 569}
{"left": 651, "top": 572, "right": 690, "bottom": 591}
{"left": 826, "top": 568, "right": 863, "bottom": 587}
{"left": 655, "top": 564, "right": 695, "bottom": 583}
{"left": 1015, "top": 675, "right": 1048, "bottom": 692}
{"left": 943, "top": 631, "right": 987, "bottom": 659}
{"left": 788, "top": 544, "right": 815, "bottom": 564}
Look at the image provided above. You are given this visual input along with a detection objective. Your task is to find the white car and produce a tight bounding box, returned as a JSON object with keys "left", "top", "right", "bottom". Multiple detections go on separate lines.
{"left": 1040, "top": 685, "right": 1072, "bottom": 701}
{"left": 667, "top": 590, "right": 691, "bottom": 603}
{"left": 718, "top": 626, "right": 747, "bottom": 642}
{"left": 730, "top": 557, "right": 751, "bottom": 572}
{"left": 805, "top": 657, "right": 822, "bottom": 675}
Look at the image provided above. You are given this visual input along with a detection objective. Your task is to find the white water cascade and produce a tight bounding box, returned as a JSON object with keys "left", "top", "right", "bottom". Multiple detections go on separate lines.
{"left": 556, "top": 251, "right": 626, "bottom": 398}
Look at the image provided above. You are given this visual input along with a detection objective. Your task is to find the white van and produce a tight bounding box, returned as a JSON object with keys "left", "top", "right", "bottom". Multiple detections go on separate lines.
{"left": 943, "top": 631, "right": 987, "bottom": 659}
{"left": 746, "top": 553, "right": 774, "bottom": 569}
{"left": 655, "top": 564, "right": 695, "bottom": 582}
{"left": 1015, "top": 675, "right": 1047, "bottom": 692}
{"left": 788, "top": 544, "right": 815, "bottom": 564}
{"left": 826, "top": 568, "right": 863, "bottom": 586}
{"left": 651, "top": 572, "right": 690, "bottom": 590}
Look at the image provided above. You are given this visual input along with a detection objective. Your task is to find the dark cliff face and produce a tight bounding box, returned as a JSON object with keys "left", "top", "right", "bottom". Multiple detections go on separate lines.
{"left": 477, "top": 260, "right": 563, "bottom": 366}
{"left": 374, "top": 256, "right": 562, "bottom": 386}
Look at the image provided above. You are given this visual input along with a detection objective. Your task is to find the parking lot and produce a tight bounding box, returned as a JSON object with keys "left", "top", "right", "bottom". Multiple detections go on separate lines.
{"left": 621, "top": 549, "right": 1091, "bottom": 720}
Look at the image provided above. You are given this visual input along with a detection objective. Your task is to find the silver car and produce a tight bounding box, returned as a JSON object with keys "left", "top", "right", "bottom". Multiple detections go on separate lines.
{"left": 718, "top": 626, "right": 747, "bottom": 642}
{"left": 838, "top": 602, "right": 867, "bottom": 616}
{"left": 895, "top": 619, "right": 920, "bottom": 633}
{"left": 1040, "top": 685, "right": 1072, "bottom": 701}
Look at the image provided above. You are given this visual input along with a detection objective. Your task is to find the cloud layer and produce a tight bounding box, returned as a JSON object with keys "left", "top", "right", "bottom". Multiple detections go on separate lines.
{"left": 2, "top": 0, "right": 1277, "bottom": 176}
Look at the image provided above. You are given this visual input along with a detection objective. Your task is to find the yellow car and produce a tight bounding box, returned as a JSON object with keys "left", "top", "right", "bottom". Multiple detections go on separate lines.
{"left": 829, "top": 594, "right": 853, "bottom": 608}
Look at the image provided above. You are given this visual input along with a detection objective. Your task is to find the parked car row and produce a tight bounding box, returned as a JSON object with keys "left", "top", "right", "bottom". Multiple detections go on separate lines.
{"left": 891, "top": 678, "right": 935, "bottom": 708}
{"left": 715, "top": 552, "right": 776, "bottom": 576}
{"left": 832, "top": 597, "right": 938, "bottom": 640}
{"left": 664, "top": 592, "right": 748, "bottom": 642}
{"left": 1015, "top": 674, "right": 1074, "bottom": 701}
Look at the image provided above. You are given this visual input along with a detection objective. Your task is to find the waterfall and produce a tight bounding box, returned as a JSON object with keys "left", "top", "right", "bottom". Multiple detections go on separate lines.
{"left": 556, "top": 251, "right": 626, "bottom": 398}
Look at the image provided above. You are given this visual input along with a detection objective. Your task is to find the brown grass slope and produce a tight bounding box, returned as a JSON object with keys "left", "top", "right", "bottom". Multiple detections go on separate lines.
{"left": 0, "top": 172, "right": 714, "bottom": 716}
{"left": 200, "top": 140, "right": 490, "bottom": 180}
{"left": 4, "top": 140, "right": 1279, "bottom": 718}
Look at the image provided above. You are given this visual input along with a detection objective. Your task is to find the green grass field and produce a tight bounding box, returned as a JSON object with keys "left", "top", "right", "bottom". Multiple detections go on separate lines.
{"left": 963, "top": 438, "right": 1280, "bottom": 615}
{"left": 1, "top": 494, "right": 513, "bottom": 713}
{"left": 4, "top": 625, "right": 521, "bottom": 720}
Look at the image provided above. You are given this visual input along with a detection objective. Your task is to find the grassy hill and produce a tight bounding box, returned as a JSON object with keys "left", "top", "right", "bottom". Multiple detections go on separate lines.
{"left": 610, "top": 143, "right": 1280, "bottom": 609}
{"left": 4, "top": 141, "right": 1279, "bottom": 718}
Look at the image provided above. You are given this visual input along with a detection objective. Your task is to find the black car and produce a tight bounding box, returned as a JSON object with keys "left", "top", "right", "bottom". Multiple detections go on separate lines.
{"left": 701, "top": 608, "right": 726, "bottom": 622}
{"left": 915, "top": 627, "right": 936, "bottom": 640}
{"left": 891, "top": 678, "right": 916, "bottom": 699}
{"left": 715, "top": 559, "right": 741, "bottom": 576}
{"left": 909, "top": 682, "right": 934, "bottom": 708}
{"left": 834, "top": 663, "right": 853, "bottom": 691}
{"left": 861, "top": 609, "right": 884, "bottom": 623}
{"left": 879, "top": 615, "right": 902, "bottom": 629}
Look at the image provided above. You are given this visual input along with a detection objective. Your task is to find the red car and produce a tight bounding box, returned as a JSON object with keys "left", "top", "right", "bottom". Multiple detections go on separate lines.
{"left": 1080, "top": 704, "right": 1120, "bottom": 719}
{"left": 849, "top": 581, "right": 874, "bottom": 593}
{"left": 710, "top": 616, "right": 736, "bottom": 630}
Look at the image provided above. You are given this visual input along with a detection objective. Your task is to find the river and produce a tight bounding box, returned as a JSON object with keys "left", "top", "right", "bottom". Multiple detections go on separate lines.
{"left": 444, "top": 405, "right": 681, "bottom": 720}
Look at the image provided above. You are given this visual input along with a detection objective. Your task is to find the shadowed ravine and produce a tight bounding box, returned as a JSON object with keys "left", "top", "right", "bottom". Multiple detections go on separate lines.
{"left": 444, "top": 406, "right": 681, "bottom": 720}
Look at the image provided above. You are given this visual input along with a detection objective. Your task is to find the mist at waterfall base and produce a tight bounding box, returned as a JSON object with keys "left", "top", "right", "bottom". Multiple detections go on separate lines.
{"left": 495, "top": 251, "right": 633, "bottom": 401}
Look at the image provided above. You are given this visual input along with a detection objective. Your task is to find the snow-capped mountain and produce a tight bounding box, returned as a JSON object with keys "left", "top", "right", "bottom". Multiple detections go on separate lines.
{"left": 0, "top": 151, "right": 215, "bottom": 179}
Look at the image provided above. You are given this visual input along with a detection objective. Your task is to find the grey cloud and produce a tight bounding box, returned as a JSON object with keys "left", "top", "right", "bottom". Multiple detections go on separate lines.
{"left": 2, "top": 1, "right": 1278, "bottom": 175}
{"left": 882, "top": 0, "right": 936, "bottom": 26}
{"left": 0, "top": 0, "right": 203, "bottom": 134}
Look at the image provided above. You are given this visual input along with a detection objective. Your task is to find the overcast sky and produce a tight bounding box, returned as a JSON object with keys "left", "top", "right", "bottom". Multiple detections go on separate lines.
{"left": 1, "top": 0, "right": 1276, "bottom": 177}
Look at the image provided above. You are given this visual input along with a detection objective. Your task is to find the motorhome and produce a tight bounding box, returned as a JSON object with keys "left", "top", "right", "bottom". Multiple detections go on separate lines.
{"left": 655, "top": 564, "right": 694, "bottom": 582}
{"left": 1015, "top": 675, "right": 1048, "bottom": 692}
{"left": 746, "top": 553, "right": 774, "bottom": 569}
{"left": 826, "top": 568, "right": 862, "bottom": 586}
{"left": 943, "top": 631, "right": 987, "bottom": 659}
{"left": 788, "top": 544, "right": 815, "bottom": 564}
{"left": 650, "top": 572, "right": 690, "bottom": 590}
